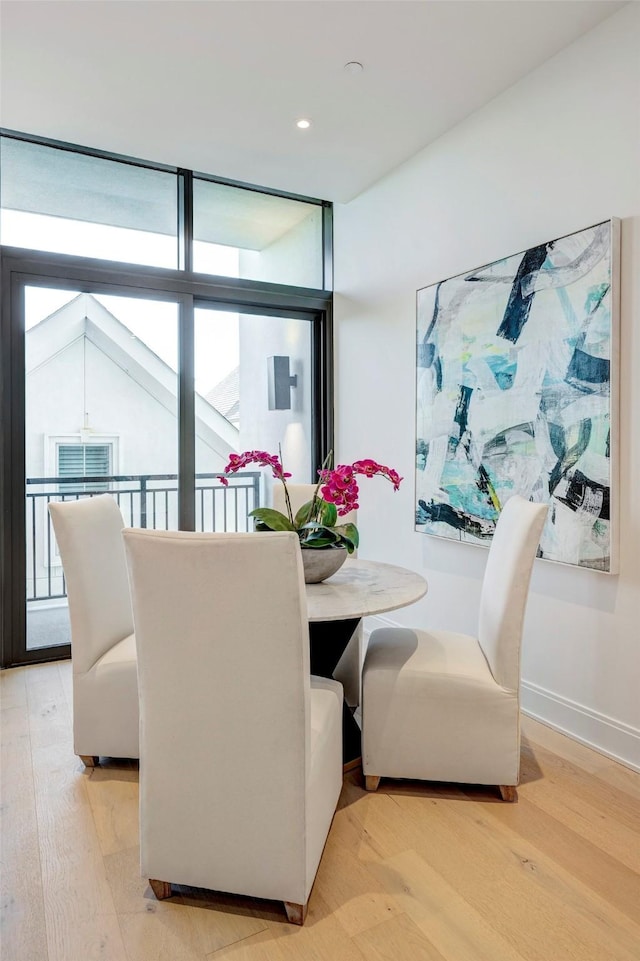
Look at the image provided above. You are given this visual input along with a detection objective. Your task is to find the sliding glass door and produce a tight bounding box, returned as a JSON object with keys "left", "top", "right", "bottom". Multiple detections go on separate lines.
{"left": 24, "top": 286, "right": 180, "bottom": 655}
{"left": 193, "top": 305, "right": 315, "bottom": 527}
{"left": 1, "top": 257, "right": 331, "bottom": 667}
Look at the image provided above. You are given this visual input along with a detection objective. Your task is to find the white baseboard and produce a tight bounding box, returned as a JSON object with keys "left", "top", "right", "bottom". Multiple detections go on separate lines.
{"left": 521, "top": 681, "right": 640, "bottom": 773}
{"left": 363, "top": 615, "right": 640, "bottom": 773}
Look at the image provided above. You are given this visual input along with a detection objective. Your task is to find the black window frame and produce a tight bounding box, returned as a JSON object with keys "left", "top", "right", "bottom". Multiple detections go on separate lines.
{"left": 0, "top": 130, "right": 333, "bottom": 669}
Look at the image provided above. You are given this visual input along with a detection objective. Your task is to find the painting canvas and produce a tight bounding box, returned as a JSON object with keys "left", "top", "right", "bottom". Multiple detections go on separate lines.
{"left": 415, "top": 220, "right": 619, "bottom": 572}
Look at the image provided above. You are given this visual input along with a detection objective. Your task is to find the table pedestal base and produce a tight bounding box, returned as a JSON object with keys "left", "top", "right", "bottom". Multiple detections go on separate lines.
{"left": 309, "top": 618, "right": 361, "bottom": 767}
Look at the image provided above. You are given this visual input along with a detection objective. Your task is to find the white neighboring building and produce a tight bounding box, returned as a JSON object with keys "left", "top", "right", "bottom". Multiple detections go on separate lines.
{"left": 26, "top": 293, "right": 241, "bottom": 600}
{"left": 26, "top": 292, "right": 315, "bottom": 604}
{"left": 207, "top": 366, "right": 239, "bottom": 427}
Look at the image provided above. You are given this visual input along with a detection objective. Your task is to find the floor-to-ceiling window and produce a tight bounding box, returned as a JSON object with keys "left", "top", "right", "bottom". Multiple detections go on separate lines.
{"left": 0, "top": 130, "right": 333, "bottom": 667}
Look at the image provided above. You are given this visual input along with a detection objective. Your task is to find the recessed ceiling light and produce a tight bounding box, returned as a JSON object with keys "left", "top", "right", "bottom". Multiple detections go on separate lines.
{"left": 296, "top": 119, "right": 311, "bottom": 129}
{"left": 344, "top": 61, "right": 364, "bottom": 75}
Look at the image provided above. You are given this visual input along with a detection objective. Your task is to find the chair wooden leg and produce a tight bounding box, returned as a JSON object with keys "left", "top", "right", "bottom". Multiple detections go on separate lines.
{"left": 499, "top": 785, "right": 518, "bottom": 802}
{"left": 365, "top": 775, "right": 381, "bottom": 792}
{"left": 80, "top": 755, "right": 100, "bottom": 767}
{"left": 284, "top": 900, "right": 308, "bottom": 925}
{"left": 149, "top": 879, "right": 172, "bottom": 900}
{"left": 343, "top": 756, "right": 362, "bottom": 774}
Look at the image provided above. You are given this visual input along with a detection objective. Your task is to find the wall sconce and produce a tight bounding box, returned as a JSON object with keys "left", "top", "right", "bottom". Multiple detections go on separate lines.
{"left": 267, "top": 356, "right": 298, "bottom": 410}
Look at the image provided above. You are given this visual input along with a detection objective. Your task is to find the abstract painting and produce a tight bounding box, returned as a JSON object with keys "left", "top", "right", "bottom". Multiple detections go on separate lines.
{"left": 415, "top": 220, "right": 619, "bottom": 572}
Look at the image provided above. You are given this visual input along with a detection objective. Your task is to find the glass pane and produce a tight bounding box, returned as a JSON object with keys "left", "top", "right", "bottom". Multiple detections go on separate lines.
{"left": 194, "top": 307, "right": 313, "bottom": 530}
{"left": 193, "top": 179, "right": 323, "bottom": 288}
{"left": 1, "top": 138, "right": 177, "bottom": 268}
{"left": 25, "top": 286, "right": 179, "bottom": 651}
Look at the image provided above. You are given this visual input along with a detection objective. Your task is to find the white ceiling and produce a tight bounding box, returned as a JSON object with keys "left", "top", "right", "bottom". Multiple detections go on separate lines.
{"left": 0, "top": 0, "right": 627, "bottom": 203}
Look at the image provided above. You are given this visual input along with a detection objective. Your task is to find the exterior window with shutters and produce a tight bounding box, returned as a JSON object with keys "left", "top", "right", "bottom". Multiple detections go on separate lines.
{"left": 57, "top": 443, "right": 112, "bottom": 492}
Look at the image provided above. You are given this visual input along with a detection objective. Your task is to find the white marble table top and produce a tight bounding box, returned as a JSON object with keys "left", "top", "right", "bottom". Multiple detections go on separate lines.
{"left": 305, "top": 558, "right": 428, "bottom": 623}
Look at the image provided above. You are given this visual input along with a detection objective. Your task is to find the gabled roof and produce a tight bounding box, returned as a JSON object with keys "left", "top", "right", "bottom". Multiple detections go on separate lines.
{"left": 206, "top": 366, "right": 239, "bottom": 428}
{"left": 26, "top": 293, "right": 239, "bottom": 457}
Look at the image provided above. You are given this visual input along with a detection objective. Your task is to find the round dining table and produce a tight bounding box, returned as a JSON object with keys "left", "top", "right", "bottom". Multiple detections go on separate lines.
{"left": 305, "top": 557, "right": 428, "bottom": 767}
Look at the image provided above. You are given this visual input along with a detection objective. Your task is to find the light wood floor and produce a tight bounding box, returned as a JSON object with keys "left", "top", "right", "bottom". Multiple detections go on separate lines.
{"left": 2, "top": 661, "right": 639, "bottom": 961}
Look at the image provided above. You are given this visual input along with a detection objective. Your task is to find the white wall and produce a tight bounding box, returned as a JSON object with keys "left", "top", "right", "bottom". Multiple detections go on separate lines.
{"left": 238, "top": 313, "right": 313, "bottom": 499}
{"left": 233, "top": 212, "right": 326, "bottom": 499}
{"left": 334, "top": 4, "right": 640, "bottom": 769}
{"left": 239, "top": 209, "right": 323, "bottom": 289}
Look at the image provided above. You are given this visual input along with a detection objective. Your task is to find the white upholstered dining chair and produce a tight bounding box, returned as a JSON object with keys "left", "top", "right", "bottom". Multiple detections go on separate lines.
{"left": 122, "top": 528, "right": 343, "bottom": 924}
{"left": 361, "top": 495, "right": 547, "bottom": 801}
{"left": 48, "top": 494, "right": 139, "bottom": 766}
{"left": 273, "top": 481, "right": 362, "bottom": 707}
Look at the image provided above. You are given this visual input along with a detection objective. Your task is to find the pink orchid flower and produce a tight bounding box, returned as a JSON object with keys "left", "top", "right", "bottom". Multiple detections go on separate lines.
{"left": 221, "top": 448, "right": 402, "bottom": 526}
{"left": 319, "top": 458, "right": 403, "bottom": 516}
{"left": 220, "top": 449, "right": 291, "bottom": 486}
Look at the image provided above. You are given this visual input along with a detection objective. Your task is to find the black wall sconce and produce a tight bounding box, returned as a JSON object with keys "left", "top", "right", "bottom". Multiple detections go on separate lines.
{"left": 267, "top": 355, "right": 298, "bottom": 410}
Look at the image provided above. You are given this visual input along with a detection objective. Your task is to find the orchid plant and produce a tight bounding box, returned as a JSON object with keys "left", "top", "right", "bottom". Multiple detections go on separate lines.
{"left": 220, "top": 448, "right": 402, "bottom": 552}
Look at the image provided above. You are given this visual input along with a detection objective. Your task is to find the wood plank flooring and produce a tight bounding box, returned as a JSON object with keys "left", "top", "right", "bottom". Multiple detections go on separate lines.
{"left": 1, "top": 660, "right": 639, "bottom": 961}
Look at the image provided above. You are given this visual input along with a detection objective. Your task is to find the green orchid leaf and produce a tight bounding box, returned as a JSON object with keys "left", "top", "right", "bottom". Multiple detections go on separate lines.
{"left": 335, "top": 523, "right": 359, "bottom": 548}
{"left": 299, "top": 524, "right": 340, "bottom": 547}
{"left": 294, "top": 500, "right": 316, "bottom": 527}
{"left": 299, "top": 522, "right": 339, "bottom": 538}
{"left": 334, "top": 523, "right": 359, "bottom": 553}
{"left": 319, "top": 500, "right": 338, "bottom": 527}
{"left": 301, "top": 534, "right": 342, "bottom": 549}
{"left": 249, "top": 508, "right": 296, "bottom": 532}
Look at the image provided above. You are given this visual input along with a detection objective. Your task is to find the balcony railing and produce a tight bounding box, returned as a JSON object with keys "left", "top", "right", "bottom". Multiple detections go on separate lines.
{"left": 26, "top": 471, "right": 261, "bottom": 603}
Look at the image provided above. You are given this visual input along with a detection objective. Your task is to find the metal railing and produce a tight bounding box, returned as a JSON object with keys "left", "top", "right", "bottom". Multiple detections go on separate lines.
{"left": 25, "top": 471, "right": 261, "bottom": 603}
